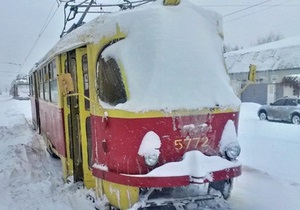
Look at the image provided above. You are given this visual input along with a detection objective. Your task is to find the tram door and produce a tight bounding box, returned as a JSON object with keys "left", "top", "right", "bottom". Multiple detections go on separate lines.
{"left": 63, "top": 50, "right": 84, "bottom": 182}
{"left": 61, "top": 48, "right": 93, "bottom": 186}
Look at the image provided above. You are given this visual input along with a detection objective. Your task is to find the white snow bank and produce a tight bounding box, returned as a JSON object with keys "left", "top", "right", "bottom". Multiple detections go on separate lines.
{"left": 0, "top": 95, "right": 95, "bottom": 210}
{"left": 0, "top": 94, "right": 31, "bottom": 129}
{"left": 231, "top": 166, "right": 300, "bottom": 210}
{"left": 238, "top": 102, "right": 300, "bottom": 184}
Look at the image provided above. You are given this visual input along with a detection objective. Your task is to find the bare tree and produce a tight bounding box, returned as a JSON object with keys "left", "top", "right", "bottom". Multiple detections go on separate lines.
{"left": 255, "top": 32, "right": 284, "bottom": 46}
{"left": 223, "top": 44, "right": 243, "bottom": 53}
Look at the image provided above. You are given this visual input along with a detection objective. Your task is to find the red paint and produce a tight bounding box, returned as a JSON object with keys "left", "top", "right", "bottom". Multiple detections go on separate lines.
{"left": 91, "top": 111, "right": 241, "bottom": 184}
{"left": 38, "top": 100, "right": 66, "bottom": 157}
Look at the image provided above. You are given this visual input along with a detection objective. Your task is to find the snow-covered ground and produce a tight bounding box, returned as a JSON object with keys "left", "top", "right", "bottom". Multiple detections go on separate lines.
{"left": 0, "top": 93, "right": 300, "bottom": 209}
{"left": 229, "top": 103, "right": 300, "bottom": 210}
{"left": 0, "top": 94, "right": 95, "bottom": 210}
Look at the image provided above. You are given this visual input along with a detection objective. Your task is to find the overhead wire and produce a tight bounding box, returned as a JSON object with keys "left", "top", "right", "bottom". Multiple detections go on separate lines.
{"left": 20, "top": 1, "right": 62, "bottom": 72}
{"left": 223, "top": 0, "right": 273, "bottom": 17}
{"left": 18, "top": 0, "right": 298, "bottom": 71}
{"left": 221, "top": 0, "right": 299, "bottom": 48}
{"left": 225, "top": 0, "right": 296, "bottom": 23}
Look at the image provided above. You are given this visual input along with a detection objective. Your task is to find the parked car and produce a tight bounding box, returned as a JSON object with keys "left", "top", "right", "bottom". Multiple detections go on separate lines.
{"left": 258, "top": 97, "right": 300, "bottom": 125}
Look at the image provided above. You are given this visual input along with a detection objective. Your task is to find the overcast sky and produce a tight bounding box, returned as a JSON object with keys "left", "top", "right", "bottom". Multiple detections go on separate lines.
{"left": 1, "top": 0, "right": 299, "bottom": 90}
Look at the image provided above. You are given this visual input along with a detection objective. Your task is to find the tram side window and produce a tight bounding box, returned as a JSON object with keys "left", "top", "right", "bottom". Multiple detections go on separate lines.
{"left": 31, "top": 75, "right": 35, "bottom": 96}
{"left": 44, "top": 66, "right": 50, "bottom": 101}
{"left": 35, "top": 72, "right": 39, "bottom": 98}
{"left": 39, "top": 69, "right": 44, "bottom": 99}
{"left": 82, "top": 54, "right": 90, "bottom": 110}
{"left": 50, "top": 60, "right": 58, "bottom": 104}
{"left": 96, "top": 56, "right": 127, "bottom": 106}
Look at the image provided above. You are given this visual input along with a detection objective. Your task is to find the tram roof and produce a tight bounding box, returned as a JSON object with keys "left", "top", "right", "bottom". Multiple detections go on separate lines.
{"left": 31, "top": 0, "right": 241, "bottom": 111}
{"left": 32, "top": 0, "right": 223, "bottom": 70}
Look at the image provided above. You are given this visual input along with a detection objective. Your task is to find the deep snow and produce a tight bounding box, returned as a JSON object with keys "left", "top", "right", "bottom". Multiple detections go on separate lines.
{"left": 0, "top": 94, "right": 300, "bottom": 209}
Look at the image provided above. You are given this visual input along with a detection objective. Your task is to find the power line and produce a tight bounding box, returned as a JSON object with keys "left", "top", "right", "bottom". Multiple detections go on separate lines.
{"left": 225, "top": 0, "right": 296, "bottom": 24}
{"left": 223, "top": 0, "right": 273, "bottom": 17}
{"left": 40, "top": 2, "right": 59, "bottom": 35}
{"left": 20, "top": 2, "right": 62, "bottom": 72}
{"left": 0, "top": 62, "right": 22, "bottom": 67}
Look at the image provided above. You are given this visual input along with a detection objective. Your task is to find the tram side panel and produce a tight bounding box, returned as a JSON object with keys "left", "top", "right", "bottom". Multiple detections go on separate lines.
{"left": 38, "top": 100, "right": 66, "bottom": 157}
{"left": 29, "top": 59, "right": 67, "bottom": 159}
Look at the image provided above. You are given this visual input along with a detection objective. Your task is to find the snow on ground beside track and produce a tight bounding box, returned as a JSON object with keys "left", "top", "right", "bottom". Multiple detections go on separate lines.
{"left": 1, "top": 94, "right": 300, "bottom": 209}
{"left": 238, "top": 102, "right": 300, "bottom": 184}
{"left": 0, "top": 94, "right": 95, "bottom": 210}
{"left": 230, "top": 102, "right": 300, "bottom": 210}
{"left": 231, "top": 166, "right": 300, "bottom": 210}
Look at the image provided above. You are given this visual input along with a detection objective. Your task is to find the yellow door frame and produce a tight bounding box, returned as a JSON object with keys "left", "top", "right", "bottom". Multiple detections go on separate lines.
{"left": 75, "top": 47, "right": 95, "bottom": 188}
{"left": 60, "top": 53, "right": 74, "bottom": 182}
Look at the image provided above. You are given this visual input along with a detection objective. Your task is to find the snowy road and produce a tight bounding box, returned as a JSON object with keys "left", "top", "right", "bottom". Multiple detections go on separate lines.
{"left": 0, "top": 94, "right": 300, "bottom": 209}
{"left": 230, "top": 103, "right": 300, "bottom": 210}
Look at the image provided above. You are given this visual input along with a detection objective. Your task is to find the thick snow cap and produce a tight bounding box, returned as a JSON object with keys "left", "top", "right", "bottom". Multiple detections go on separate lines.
{"left": 102, "top": 0, "right": 240, "bottom": 112}
{"left": 41, "top": 0, "right": 241, "bottom": 112}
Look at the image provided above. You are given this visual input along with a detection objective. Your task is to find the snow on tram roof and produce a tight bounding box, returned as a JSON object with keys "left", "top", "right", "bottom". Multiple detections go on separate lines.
{"left": 34, "top": 0, "right": 222, "bottom": 69}
{"left": 32, "top": 0, "right": 240, "bottom": 111}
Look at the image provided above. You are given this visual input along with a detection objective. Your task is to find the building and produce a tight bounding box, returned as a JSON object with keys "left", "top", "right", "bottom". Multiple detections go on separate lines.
{"left": 225, "top": 37, "right": 300, "bottom": 105}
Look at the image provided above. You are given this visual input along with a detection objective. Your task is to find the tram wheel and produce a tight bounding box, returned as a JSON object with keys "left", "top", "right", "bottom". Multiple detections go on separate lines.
{"left": 208, "top": 179, "right": 232, "bottom": 200}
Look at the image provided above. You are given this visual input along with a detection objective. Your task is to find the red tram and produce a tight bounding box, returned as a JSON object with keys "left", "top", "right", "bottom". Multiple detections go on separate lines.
{"left": 29, "top": 0, "right": 242, "bottom": 209}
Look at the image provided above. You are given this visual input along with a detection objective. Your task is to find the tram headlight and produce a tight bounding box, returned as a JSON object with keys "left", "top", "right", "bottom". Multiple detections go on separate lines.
{"left": 144, "top": 154, "right": 159, "bottom": 167}
{"left": 225, "top": 143, "right": 241, "bottom": 160}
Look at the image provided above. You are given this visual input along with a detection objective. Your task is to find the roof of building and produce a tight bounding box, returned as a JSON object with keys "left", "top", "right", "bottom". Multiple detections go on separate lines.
{"left": 225, "top": 36, "right": 300, "bottom": 73}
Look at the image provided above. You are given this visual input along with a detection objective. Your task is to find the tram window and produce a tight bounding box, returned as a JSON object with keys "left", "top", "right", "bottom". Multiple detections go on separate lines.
{"left": 39, "top": 69, "right": 44, "bottom": 99}
{"left": 67, "top": 57, "right": 78, "bottom": 107}
{"left": 96, "top": 56, "right": 127, "bottom": 106}
{"left": 44, "top": 66, "right": 50, "bottom": 101}
{"left": 70, "top": 58, "right": 77, "bottom": 90}
{"left": 50, "top": 60, "right": 58, "bottom": 104}
{"left": 82, "top": 54, "right": 90, "bottom": 110}
{"left": 31, "top": 75, "right": 35, "bottom": 96}
{"left": 35, "top": 72, "right": 39, "bottom": 98}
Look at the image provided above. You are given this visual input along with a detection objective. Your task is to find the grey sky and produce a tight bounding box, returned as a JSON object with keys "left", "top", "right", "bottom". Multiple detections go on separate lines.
{"left": 1, "top": 0, "right": 299, "bottom": 90}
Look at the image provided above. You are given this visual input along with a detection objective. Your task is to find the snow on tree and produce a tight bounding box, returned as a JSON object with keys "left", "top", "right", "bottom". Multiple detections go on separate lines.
{"left": 281, "top": 74, "right": 300, "bottom": 97}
